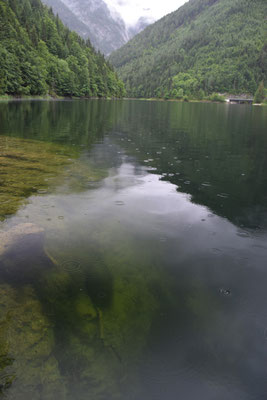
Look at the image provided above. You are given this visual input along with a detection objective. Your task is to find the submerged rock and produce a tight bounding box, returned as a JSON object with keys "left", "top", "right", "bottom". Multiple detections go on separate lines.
{"left": 0, "top": 284, "right": 66, "bottom": 399}
{"left": 0, "top": 223, "right": 44, "bottom": 257}
{"left": 40, "top": 230, "right": 170, "bottom": 398}
{"left": 37, "top": 266, "right": 123, "bottom": 399}
{"left": 0, "top": 223, "right": 51, "bottom": 286}
{"left": 0, "top": 201, "right": 171, "bottom": 398}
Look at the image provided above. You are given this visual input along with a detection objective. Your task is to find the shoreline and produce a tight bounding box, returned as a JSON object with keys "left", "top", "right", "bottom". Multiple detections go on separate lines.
{"left": 0, "top": 95, "right": 265, "bottom": 105}
{"left": 0, "top": 95, "right": 123, "bottom": 102}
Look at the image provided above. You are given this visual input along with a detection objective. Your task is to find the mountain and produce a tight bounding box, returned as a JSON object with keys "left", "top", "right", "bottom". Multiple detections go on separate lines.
{"left": 128, "top": 16, "right": 155, "bottom": 39}
{"left": 41, "top": 0, "right": 152, "bottom": 55}
{"left": 42, "top": 0, "right": 128, "bottom": 55}
{"left": 0, "top": 0, "right": 125, "bottom": 97}
{"left": 41, "top": 0, "right": 93, "bottom": 40}
{"left": 110, "top": 0, "right": 267, "bottom": 98}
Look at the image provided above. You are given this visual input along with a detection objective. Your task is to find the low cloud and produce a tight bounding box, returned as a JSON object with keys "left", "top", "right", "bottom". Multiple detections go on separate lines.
{"left": 105, "top": 0, "right": 188, "bottom": 27}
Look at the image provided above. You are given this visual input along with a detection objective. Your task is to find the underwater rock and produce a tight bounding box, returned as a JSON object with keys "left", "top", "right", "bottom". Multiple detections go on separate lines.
{"left": 0, "top": 223, "right": 49, "bottom": 285}
{"left": 41, "top": 226, "right": 171, "bottom": 397}
{"left": 0, "top": 223, "right": 44, "bottom": 257}
{"left": 26, "top": 221, "right": 173, "bottom": 398}
{"left": 63, "top": 334, "right": 123, "bottom": 400}
{"left": 0, "top": 284, "right": 66, "bottom": 399}
{"left": 75, "top": 293, "right": 98, "bottom": 322}
{"left": 38, "top": 267, "right": 123, "bottom": 399}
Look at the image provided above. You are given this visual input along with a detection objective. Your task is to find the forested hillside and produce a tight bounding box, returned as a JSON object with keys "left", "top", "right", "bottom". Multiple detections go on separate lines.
{"left": 0, "top": 0, "right": 125, "bottom": 97}
{"left": 42, "top": 0, "right": 128, "bottom": 55}
{"left": 110, "top": 0, "right": 267, "bottom": 99}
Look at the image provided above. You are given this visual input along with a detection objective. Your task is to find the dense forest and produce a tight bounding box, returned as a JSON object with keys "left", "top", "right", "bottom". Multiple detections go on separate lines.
{"left": 0, "top": 0, "right": 125, "bottom": 97}
{"left": 110, "top": 0, "right": 267, "bottom": 99}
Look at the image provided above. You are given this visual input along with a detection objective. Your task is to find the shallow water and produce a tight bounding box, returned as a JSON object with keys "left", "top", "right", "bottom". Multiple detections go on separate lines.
{"left": 0, "top": 99, "right": 267, "bottom": 399}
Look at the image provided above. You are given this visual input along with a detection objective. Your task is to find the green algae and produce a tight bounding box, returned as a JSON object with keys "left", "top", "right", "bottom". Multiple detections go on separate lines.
{"left": 0, "top": 136, "right": 107, "bottom": 221}
{"left": 38, "top": 266, "right": 123, "bottom": 399}
{"left": 39, "top": 220, "right": 174, "bottom": 398}
{"left": 0, "top": 136, "right": 76, "bottom": 220}
{"left": 0, "top": 285, "right": 66, "bottom": 400}
{"left": 97, "top": 235, "right": 167, "bottom": 365}
{"left": 0, "top": 133, "right": 174, "bottom": 398}
{"left": 0, "top": 196, "right": 172, "bottom": 399}
{"left": 75, "top": 293, "right": 98, "bottom": 321}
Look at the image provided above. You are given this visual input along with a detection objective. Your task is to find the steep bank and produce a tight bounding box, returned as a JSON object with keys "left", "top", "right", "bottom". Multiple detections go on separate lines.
{"left": 0, "top": 0, "right": 125, "bottom": 98}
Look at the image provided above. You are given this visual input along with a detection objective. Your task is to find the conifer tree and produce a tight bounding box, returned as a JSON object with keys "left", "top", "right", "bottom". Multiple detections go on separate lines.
{"left": 254, "top": 81, "right": 265, "bottom": 104}
{"left": 0, "top": 0, "right": 125, "bottom": 98}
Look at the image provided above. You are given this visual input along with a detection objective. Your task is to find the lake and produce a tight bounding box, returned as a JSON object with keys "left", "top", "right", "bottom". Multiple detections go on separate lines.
{"left": 0, "top": 99, "right": 267, "bottom": 400}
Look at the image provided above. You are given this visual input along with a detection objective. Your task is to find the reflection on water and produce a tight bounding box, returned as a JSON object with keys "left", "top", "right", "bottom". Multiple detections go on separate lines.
{"left": 0, "top": 100, "right": 267, "bottom": 399}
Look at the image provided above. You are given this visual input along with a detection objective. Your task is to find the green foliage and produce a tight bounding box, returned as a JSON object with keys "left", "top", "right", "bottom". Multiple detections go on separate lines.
{"left": 254, "top": 81, "right": 265, "bottom": 103}
{"left": 0, "top": 0, "right": 125, "bottom": 97}
{"left": 110, "top": 0, "right": 267, "bottom": 99}
{"left": 208, "top": 93, "right": 226, "bottom": 102}
{"left": 172, "top": 72, "right": 199, "bottom": 97}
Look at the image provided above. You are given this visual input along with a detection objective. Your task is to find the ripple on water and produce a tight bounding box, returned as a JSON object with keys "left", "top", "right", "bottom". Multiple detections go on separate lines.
{"left": 217, "top": 193, "right": 229, "bottom": 199}
{"left": 159, "top": 237, "right": 167, "bottom": 243}
{"left": 211, "top": 248, "right": 222, "bottom": 255}
{"left": 219, "top": 288, "right": 232, "bottom": 297}
{"left": 42, "top": 204, "right": 51, "bottom": 209}
{"left": 115, "top": 201, "right": 125, "bottom": 206}
{"left": 236, "top": 231, "right": 250, "bottom": 238}
{"left": 201, "top": 182, "right": 211, "bottom": 187}
{"left": 37, "top": 189, "right": 48, "bottom": 194}
{"left": 60, "top": 259, "right": 82, "bottom": 273}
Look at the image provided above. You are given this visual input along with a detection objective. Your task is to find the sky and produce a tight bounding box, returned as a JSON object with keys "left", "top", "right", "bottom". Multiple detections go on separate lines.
{"left": 105, "top": 0, "right": 188, "bottom": 27}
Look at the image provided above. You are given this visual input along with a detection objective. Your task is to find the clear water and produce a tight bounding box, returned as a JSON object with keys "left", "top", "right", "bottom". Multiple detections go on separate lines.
{"left": 0, "top": 99, "right": 267, "bottom": 400}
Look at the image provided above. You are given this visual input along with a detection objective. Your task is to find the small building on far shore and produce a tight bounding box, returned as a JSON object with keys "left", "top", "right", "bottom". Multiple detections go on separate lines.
{"left": 226, "top": 98, "right": 253, "bottom": 104}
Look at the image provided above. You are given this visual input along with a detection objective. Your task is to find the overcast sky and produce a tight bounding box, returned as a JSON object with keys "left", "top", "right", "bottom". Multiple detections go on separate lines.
{"left": 105, "top": 0, "right": 188, "bottom": 26}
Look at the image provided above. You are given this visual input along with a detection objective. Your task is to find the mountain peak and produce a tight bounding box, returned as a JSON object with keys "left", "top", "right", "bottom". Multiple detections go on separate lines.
{"left": 42, "top": 0, "right": 151, "bottom": 55}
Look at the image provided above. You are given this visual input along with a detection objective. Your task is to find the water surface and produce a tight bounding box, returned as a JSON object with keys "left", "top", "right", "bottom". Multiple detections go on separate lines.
{"left": 0, "top": 100, "right": 267, "bottom": 400}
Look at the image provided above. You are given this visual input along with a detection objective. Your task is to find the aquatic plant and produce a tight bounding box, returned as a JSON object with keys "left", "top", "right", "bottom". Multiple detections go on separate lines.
{"left": 0, "top": 136, "right": 75, "bottom": 219}
{"left": 0, "top": 284, "right": 66, "bottom": 399}
{"left": 0, "top": 136, "right": 107, "bottom": 221}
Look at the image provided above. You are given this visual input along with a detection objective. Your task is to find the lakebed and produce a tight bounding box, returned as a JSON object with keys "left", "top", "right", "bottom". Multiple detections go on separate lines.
{"left": 0, "top": 99, "right": 267, "bottom": 399}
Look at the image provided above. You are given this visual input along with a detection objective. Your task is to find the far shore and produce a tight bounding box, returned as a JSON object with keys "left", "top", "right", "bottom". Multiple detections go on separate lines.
{"left": 0, "top": 95, "right": 124, "bottom": 102}
{"left": 0, "top": 94, "right": 266, "bottom": 105}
